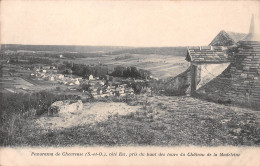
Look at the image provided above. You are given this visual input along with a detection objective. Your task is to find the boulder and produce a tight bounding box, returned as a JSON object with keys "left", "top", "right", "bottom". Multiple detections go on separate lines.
{"left": 47, "top": 106, "right": 60, "bottom": 117}
{"left": 48, "top": 100, "right": 83, "bottom": 116}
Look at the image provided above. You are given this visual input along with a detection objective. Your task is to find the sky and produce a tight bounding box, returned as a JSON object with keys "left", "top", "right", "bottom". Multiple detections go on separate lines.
{"left": 1, "top": 1, "right": 260, "bottom": 47}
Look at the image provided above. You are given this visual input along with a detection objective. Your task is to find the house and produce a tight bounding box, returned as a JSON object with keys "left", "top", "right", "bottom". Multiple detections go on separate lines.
{"left": 50, "top": 66, "right": 56, "bottom": 69}
{"left": 75, "top": 79, "right": 80, "bottom": 85}
{"left": 58, "top": 74, "right": 64, "bottom": 80}
{"left": 89, "top": 74, "right": 94, "bottom": 80}
{"left": 51, "top": 69, "right": 58, "bottom": 74}
{"left": 42, "top": 66, "right": 51, "bottom": 70}
{"left": 209, "top": 30, "right": 246, "bottom": 46}
{"left": 193, "top": 15, "right": 260, "bottom": 108}
{"left": 186, "top": 46, "right": 230, "bottom": 94}
{"left": 98, "top": 81, "right": 105, "bottom": 85}
{"left": 170, "top": 26, "right": 247, "bottom": 96}
{"left": 36, "top": 72, "right": 43, "bottom": 78}
{"left": 49, "top": 76, "right": 55, "bottom": 81}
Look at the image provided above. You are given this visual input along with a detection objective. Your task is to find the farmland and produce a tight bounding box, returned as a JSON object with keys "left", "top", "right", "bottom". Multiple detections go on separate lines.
{"left": 0, "top": 64, "right": 59, "bottom": 94}
{"left": 72, "top": 54, "right": 189, "bottom": 79}
{"left": 2, "top": 45, "right": 189, "bottom": 80}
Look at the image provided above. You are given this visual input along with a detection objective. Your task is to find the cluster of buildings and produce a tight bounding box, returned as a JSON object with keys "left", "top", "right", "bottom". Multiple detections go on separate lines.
{"left": 31, "top": 65, "right": 83, "bottom": 87}
{"left": 30, "top": 64, "right": 137, "bottom": 99}
{"left": 89, "top": 82, "right": 135, "bottom": 99}
{"left": 82, "top": 74, "right": 136, "bottom": 98}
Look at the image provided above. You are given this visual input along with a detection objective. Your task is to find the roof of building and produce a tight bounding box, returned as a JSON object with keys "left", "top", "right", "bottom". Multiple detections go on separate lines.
{"left": 225, "top": 31, "right": 247, "bottom": 43}
{"left": 209, "top": 30, "right": 247, "bottom": 46}
{"left": 186, "top": 46, "right": 229, "bottom": 63}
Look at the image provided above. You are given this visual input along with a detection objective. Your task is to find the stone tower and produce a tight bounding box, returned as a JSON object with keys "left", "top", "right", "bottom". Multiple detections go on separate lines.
{"left": 229, "top": 14, "right": 260, "bottom": 108}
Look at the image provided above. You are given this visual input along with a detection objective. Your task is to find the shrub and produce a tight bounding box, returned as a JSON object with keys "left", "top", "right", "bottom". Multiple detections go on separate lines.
{"left": 0, "top": 91, "right": 75, "bottom": 146}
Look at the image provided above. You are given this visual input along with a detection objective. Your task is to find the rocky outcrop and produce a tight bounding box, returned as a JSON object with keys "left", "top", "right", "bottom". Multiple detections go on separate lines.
{"left": 48, "top": 100, "right": 83, "bottom": 116}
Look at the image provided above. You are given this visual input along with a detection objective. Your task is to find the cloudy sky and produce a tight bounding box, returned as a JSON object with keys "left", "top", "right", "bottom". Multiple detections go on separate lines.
{"left": 1, "top": 1, "right": 260, "bottom": 46}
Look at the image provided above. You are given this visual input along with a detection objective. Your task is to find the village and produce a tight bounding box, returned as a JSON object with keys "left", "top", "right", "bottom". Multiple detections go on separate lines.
{"left": 30, "top": 64, "right": 139, "bottom": 98}
{"left": 0, "top": 60, "right": 152, "bottom": 101}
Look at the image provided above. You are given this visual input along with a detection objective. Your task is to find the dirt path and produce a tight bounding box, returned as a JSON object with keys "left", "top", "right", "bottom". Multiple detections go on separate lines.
{"left": 35, "top": 102, "right": 141, "bottom": 130}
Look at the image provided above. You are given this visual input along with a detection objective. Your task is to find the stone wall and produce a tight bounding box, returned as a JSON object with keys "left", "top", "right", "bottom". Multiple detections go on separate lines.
{"left": 163, "top": 65, "right": 201, "bottom": 95}
{"left": 229, "top": 42, "right": 260, "bottom": 108}
{"left": 195, "top": 42, "right": 260, "bottom": 109}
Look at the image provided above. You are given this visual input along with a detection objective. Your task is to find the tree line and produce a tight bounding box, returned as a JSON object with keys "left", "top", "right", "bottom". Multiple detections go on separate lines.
{"left": 59, "top": 61, "right": 151, "bottom": 80}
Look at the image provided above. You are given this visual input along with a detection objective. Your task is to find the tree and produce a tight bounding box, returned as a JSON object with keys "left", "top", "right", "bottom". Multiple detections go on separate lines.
{"left": 81, "top": 84, "right": 91, "bottom": 91}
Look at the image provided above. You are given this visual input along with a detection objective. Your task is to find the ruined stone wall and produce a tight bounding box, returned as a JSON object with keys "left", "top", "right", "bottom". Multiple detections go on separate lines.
{"left": 195, "top": 42, "right": 260, "bottom": 109}
{"left": 163, "top": 65, "right": 201, "bottom": 95}
{"left": 228, "top": 42, "right": 260, "bottom": 108}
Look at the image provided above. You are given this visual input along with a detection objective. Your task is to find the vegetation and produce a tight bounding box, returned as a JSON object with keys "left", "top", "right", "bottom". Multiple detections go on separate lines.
{"left": 108, "top": 47, "right": 187, "bottom": 56}
{"left": 1, "top": 44, "right": 129, "bottom": 54}
{"left": 150, "top": 79, "right": 189, "bottom": 96}
{"left": 1, "top": 93, "right": 259, "bottom": 146}
{"left": 9, "top": 57, "right": 53, "bottom": 65}
{"left": 111, "top": 66, "right": 151, "bottom": 79}
{"left": 0, "top": 91, "right": 77, "bottom": 146}
{"left": 114, "top": 54, "right": 133, "bottom": 61}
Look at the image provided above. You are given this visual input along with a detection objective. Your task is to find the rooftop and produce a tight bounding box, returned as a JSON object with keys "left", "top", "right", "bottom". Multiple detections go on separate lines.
{"left": 209, "top": 30, "right": 246, "bottom": 46}
{"left": 225, "top": 31, "right": 247, "bottom": 43}
{"left": 186, "top": 46, "right": 229, "bottom": 63}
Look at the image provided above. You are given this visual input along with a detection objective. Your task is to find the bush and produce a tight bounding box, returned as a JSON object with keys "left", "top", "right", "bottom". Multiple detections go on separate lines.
{"left": 0, "top": 91, "right": 75, "bottom": 146}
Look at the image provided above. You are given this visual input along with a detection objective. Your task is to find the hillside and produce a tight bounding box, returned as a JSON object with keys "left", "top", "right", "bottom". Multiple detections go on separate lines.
{"left": 1, "top": 44, "right": 187, "bottom": 56}
{"left": 108, "top": 47, "right": 187, "bottom": 56}
{"left": 0, "top": 44, "right": 132, "bottom": 53}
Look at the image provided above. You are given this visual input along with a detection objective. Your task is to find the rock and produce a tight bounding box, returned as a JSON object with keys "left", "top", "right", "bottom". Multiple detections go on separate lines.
{"left": 233, "top": 128, "right": 242, "bottom": 134}
{"left": 47, "top": 105, "right": 60, "bottom": 117}
{"left": 48, "top": 100, "right": 83, "bottom": 116}
{"left": 240, "top": 73, "right": 247, "bottom": 79}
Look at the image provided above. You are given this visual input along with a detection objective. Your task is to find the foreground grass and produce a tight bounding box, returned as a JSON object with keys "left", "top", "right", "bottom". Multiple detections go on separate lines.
{"left": 1, "top": 95, "right": 260, "bottom": 147}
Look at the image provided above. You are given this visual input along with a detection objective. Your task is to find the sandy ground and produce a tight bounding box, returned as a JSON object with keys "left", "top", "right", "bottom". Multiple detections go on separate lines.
{"left": 36, "top": 102, "right": 141, "bottom": 130}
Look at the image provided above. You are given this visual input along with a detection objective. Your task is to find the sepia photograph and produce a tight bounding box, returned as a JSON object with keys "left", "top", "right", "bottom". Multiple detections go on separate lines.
{"left": 0, "top": 0, "right": 260, "bottom": 165}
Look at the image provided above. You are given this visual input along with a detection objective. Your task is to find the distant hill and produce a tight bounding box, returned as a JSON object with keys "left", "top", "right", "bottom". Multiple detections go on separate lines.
{"left": 0, "top": 44, "right": 187, "bottom": 56}
{"left": 0, "top": 44, "right": 132, "bottom": 53}
{"left": 108, "top": 47, "right": 187, "bottom": 56}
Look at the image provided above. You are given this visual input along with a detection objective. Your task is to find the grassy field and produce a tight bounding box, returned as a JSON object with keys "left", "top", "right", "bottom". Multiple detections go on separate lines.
{"left": 71, "top": 54, "right": 189, "bottom": 79}
{"left": 1, "top": 94, "right": 259, "bottom": 147}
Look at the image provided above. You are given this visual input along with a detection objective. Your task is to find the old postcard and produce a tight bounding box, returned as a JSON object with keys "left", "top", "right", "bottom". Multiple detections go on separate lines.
{"left": 0, "top": 0, "right": 260, "bottom": 166}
